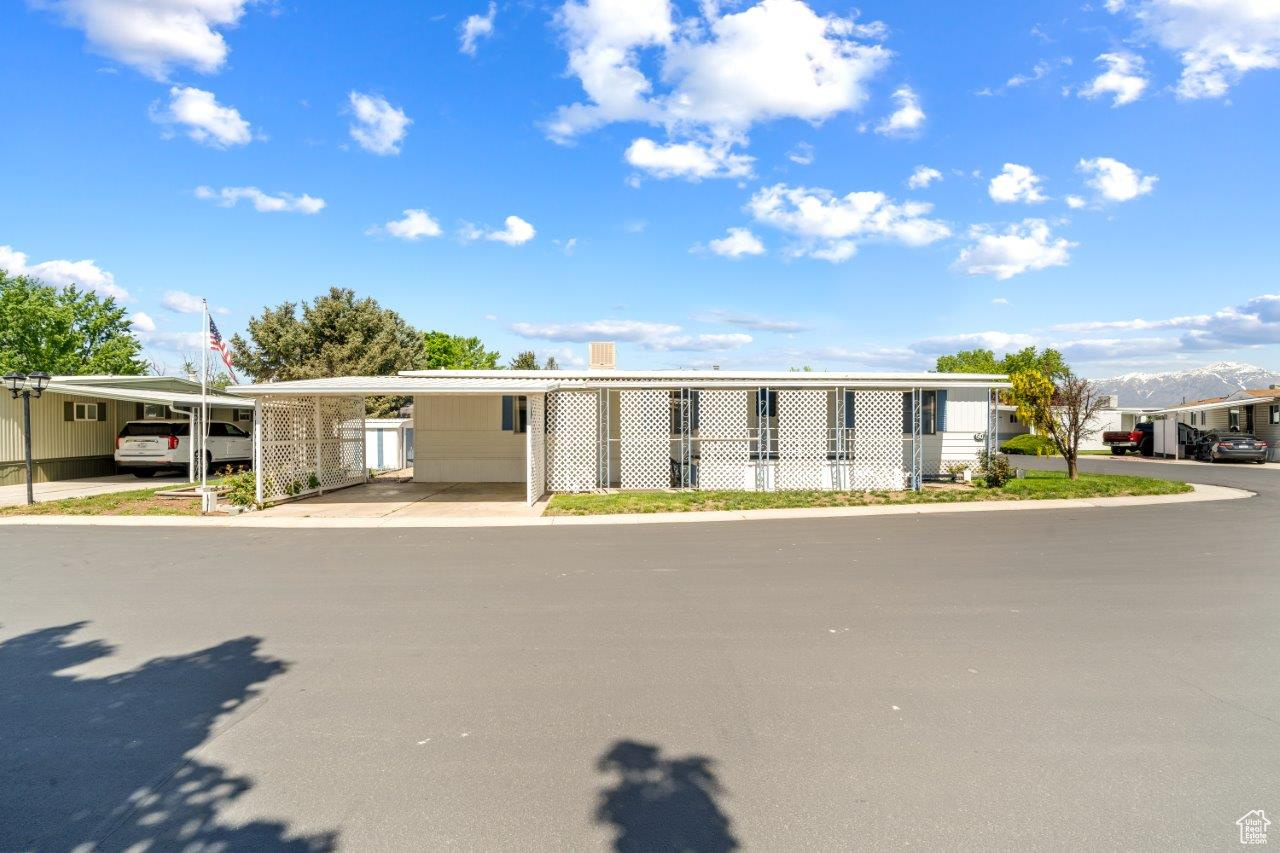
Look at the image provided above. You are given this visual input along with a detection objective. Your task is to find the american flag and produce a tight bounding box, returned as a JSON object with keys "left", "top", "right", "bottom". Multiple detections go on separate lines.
{"left": 208, "top": 317, "right": 238, "bottom": 383}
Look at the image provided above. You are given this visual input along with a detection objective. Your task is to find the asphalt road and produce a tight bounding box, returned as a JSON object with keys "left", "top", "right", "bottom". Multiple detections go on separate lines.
{"left": 2, "top": 458, "right": 1277, "bottom": 851}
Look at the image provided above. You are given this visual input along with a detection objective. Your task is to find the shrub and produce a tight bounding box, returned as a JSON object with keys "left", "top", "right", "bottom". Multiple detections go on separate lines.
{"left": 976, "top": 449, "right": 1015, "bottom": 488}
{"left": 943, "top": 460, "right": 970, "bottom": 481}
{"left": 220, "top": 467, "right": 258, "bottom": 508}
{"left": 1001, "top": 433, "right": 1058, "bottom": 456}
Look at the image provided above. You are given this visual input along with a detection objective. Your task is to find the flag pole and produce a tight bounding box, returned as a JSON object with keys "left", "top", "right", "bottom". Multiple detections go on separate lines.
{"left": 201, "top": 298, "right": 209, "bottom": 492}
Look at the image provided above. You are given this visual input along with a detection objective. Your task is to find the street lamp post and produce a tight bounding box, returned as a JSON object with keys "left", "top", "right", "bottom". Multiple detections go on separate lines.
{"left": 4, "top": 371, "right": 51, "bottom": 505}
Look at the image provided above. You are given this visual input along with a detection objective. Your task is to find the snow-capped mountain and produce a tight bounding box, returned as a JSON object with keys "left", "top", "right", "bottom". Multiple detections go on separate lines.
{"left": 1092, "top": 362, "right": 1280, "bottom": 408}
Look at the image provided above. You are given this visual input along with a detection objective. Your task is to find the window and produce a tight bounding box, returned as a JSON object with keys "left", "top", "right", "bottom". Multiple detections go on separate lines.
{"left": 901, "top": 391, "right": 938, "bottom": 435}
{"left": 1271, "top": 404, "right": 1279, "bottom": 425}
{"left": 224, "top": 423, "right": 249, "bottom": 438}
{"left": 1010, "top": 413, "right": 1018, "bottom": 424}
{"left": 73, "top": 402, "right": 99, "bottom": 421}
{"left": 1228, "top": 408, "right": 1240, "bottom": 430}
{"left": 754, "top": 390, "right": 777, "bottom": 418}
{"left": 143, "top": 403, "right": 166, "bottom": 419}
{"left": 207, "top": 423, "right": 229, "bottom": 438}
{"left": 501, "top": 395, "right": 528, "bottom": 434}
{"left": 119, "top": 422, "right": 189, "bottom": 437}
{"left": 233, "top": 409, "right": 253, "bottom": 423}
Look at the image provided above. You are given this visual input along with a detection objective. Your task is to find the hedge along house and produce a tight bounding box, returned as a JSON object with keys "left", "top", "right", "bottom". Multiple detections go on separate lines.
{"left": 0, "top": 375, "right": 253, "bottom": 485}
{"left": 234, "top": 367, "right": 1009, "bottom": 507}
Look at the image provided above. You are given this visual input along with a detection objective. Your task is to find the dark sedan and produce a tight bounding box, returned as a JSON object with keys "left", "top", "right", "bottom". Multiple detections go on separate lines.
{"left": 1194, "top": 432, "right": 1269, "bottom": 463}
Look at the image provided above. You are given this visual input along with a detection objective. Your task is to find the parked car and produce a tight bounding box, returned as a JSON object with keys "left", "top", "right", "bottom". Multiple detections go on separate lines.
{"left": 1193, "top": 431, "right": 1268, "bottom": 464}
{"left": 1103, "top": 422, "right": 1154, "bottom": 456}
{"left": 114, "top": 419, "right": 252, "bottom": 477}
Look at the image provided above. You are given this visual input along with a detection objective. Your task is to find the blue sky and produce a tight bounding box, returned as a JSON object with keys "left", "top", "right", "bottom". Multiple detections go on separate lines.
{"left": 2, "top": 0, "right": 1279, "bottom": 375}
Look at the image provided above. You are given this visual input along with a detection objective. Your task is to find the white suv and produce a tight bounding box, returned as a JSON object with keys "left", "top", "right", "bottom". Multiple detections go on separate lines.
{"left": 115, "top": 419, "right": 252, "bottom": 477}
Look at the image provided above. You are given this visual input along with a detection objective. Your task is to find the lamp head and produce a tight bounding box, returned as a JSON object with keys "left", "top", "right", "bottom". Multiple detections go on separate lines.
{"left": 3, "top": 372, "right": 26, "bottom": 397}
{"left": 28, "top": 371, "right": 50, "bottom": 396}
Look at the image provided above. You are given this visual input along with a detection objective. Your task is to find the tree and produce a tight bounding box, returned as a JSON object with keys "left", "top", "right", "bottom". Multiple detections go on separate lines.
{"left": 420, "top": 331, "right": 500, "bottom": 370}
{"left": 230, "top": 287, "right": 421, "bottom": 416}
{"left": 0, "top": 270, "right": 146, "bottom": 375}
{"left": 934, "top": 346, "right": 1066, "bottom": 380}
{"left": 1010, "top": 371, "right": 1108, "bottom": 480}
{"left": 543, "top": 355, "right": 559, "bottom": 370}
{"left": 934, "top": 348, "right": 1002, "bottom": 375}
{"left": 508, "top": 350, "right": 539, "bottom": 370}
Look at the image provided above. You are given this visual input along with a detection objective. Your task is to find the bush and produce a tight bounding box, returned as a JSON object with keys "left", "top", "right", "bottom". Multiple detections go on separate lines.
{"left": 1001, "top": 433, "right": 1058, "bottom": 456}
{"left": 976, "top": 449, "right": 1015, "bottom": 488}
{"left": 220, "top": 467, "right": 258, "bottom": 508}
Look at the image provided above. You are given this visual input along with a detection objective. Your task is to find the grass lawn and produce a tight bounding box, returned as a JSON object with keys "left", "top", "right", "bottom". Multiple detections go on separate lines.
{"left": 544, "top": 469, "right": 1191, "bottom": 516}
{"left": 0, "top": 479, "right": 226, "bottom": 517}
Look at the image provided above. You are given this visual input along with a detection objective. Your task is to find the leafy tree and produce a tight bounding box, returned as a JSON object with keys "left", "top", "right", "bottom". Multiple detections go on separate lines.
{"left": 1010, "top": 371, "right": 1107, "bottom": 480}
{"left": 934, "top": 348, "right": 1002, "bottom": 375}
{"left": 230, "top": 287, "right": 421, "bottom": 416}
{"left": 421, "top": 331, "right": 500, "bottom": 370}
{"left": 508, "top": 350, "right": 539, "bottom": 370}
{"left": 0, "top": 269, "right": 146, "bottom": 375}
{"left": 934, "top": 346, "right": 1066, "bottom": 380}
{"left": 543, "top": 355, "right": 559, "bottom": 370}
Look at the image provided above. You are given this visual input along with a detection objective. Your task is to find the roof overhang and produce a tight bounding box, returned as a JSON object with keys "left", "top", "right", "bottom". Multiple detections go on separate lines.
{"left": 42, "top": 382, "right": 253, "bottom": 409}
{"left": 1156, "top": 395, "right": 1279, "bottom": 415}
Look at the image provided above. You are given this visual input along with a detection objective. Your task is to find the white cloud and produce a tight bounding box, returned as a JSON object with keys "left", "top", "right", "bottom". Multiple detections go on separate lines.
{"left": 151, "top": 86, "right": 252, "bottom": 147}
{"left": 953, "top": 219, "right": 1075, "bottom": 280}
{"left": 988, "top": 163, "right": 1048, "bottom": 204}
{"left": 992, "top": 297, "right": 1009, "bottom": 305}
{"left": 556, "top": 237, "right": 579, "bottom": 255}
{"left": 1078, "top": 156, "right": 1157, "bottom": 202}
{"left": 0, "top": 244, "right": 129, "bottom": 300}
{"left": 371, "top": 209, "right": 442, "bottom": 241}
{"left": 35, "top": 0, "right": 251, "bottom": 79}
{"left": 697, "top": 309, "right": 810, "bottom": 332}
{"left": 347, "top": 91, "right": 411, "bottom": 155}
{"left": 195, "top": 185, "right": 326, "bottom": 214}
{"left": 624, "top": 137, "right": 753, "bottom": 180}
{"left": 548, "top": 0, "right": 889, "bottom": 172}
{"left": 787, "top": 142, "right": 814, "bottom": 165}
{"left": 1065, "top": 194, "right": 1087, "bottom": 209}
{"left": 747, "top": 182, "right": 951, "bottom": 263}
{"left": 1007, "top": 59, "right": 1053, "bottom": 88}
{"left": 462, "top": 215, "right": 536, "bottom": 246}
{"left": 161, "top": 290, "right": 204, "bottom": 314}
{"left": 874, "top": 85, "right": 925, "bottom": 136}
{"left": 1121, "top": 0, "right": 1280, "bottom": 99}
{"left": 130, "top": 311, "right": 156, "bottom": 332}
{"left": 1078, "top": 52, "right": 1149, "bottom": 106}
{"left": 706, "top": 227, "right": 765, "bottom": 258}
{"left": 459, "top": 2, "right": 496, "bottom": 56}
{"left": 907, "top": 165, "right": 942, "bottom": 189}
{"left": 510, "top": 318, "right": 752, "bottom": 352}
{"left": 911, "top": 331, "right": 1037, "bottom": 355}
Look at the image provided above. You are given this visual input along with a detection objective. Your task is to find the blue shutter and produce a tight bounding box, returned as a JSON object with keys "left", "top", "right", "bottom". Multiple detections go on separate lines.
{"left": 844, "top": 391, "right": 855, "bottom": 428}
{"left": 501, "top": 395, "right": 513, "bottom": 431}
{"left": 936, "top": 390, "right": 948, "bottom": 432}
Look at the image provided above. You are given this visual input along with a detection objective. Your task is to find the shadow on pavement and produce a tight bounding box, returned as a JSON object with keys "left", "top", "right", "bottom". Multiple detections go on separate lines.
{"left": 0, "top": 622, "right": 335, "bottom": 851}
{"left": 596, "top": 739, "right": 739, "bottom": 852}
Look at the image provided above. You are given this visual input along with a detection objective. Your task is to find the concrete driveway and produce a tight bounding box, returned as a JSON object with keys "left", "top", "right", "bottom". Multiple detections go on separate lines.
{"left": 256, "top": 480, "right": 542, "bottom": 519}
{"left": 1, "top": 458, "right": 1277, "bottom": 850}
{"left": 0, "top": 472, "right": 187, "bottom": 508}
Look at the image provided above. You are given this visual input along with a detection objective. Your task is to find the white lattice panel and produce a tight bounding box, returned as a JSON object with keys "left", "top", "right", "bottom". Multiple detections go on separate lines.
{"left": 546, "top": 391, "right": 598, "bottom": 492}
{"left": 257, "top": 394, "right": 364, "bottom": 504}
{"left": 619, "top": 390, "right": 670, "bottom": 489}
{"left": 776, "top": 390, "right": 828, "bottom": 490}
{"left": 526, "top": 393, "right": 545, "bottom": 505}
{"left": 698, "top": 390, "right": 750, "bottom": 491}
{"left": 853, "top": 391, "right": 907, "bottom": 490}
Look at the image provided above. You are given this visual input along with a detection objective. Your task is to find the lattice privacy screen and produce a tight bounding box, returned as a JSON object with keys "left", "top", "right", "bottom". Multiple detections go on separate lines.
{"left": 546, "top": 391, "right": 598, "bottom": 492}
{"left": 698, "top": 390, "right": 750, "bottom": 491}
{"left": 619, "top": 390, "right": 670, "bottom": 489}
{"left": 852, "top": 390, "right": 907, "bottom": 490}
{"left": 526, "top": 393, "right": 545, "bottom": 504}
{"left": 776, "top": 390, "right": 828, "bottom": 490}
{"left": 258, "top": 395, "right": 365, "bottom": 504}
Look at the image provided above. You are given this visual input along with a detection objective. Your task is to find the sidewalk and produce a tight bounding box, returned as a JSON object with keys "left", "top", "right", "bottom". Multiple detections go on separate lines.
{"left": 0, "top": 482, "right": 1252, "bottom": 528}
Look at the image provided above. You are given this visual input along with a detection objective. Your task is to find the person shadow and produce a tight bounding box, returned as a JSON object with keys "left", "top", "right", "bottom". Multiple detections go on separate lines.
{"left": 595, "top": 740, "right": 740, "bottom": 852}
{"left": 0, "top": 621, "right": 336, "bottom": 851}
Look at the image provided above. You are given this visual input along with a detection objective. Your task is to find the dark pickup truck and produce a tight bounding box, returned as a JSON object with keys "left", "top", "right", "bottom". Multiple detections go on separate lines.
{"left": 1102, "top": 422, "right": 1153, "bottom": 456}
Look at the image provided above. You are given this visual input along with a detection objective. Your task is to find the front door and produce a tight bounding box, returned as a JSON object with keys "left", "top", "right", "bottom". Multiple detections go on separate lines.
{"left": 1246, "top": 405, "right": 1255, "bottom": 434}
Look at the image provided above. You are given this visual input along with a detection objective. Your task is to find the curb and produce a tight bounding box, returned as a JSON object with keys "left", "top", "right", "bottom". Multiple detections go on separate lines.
{"left": 0, "top": 483, "right": 1253, "bottom": 529}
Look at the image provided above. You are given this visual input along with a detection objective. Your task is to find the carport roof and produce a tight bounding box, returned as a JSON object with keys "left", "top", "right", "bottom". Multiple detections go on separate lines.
{"left": 1156, "top": 392, "right": 1280, "bottom": 415}
{"left": 233, "top": 376, "right": 563, "bottom": 396}
{"left": 43, "top": 381, "right": 253, "bottom": 409}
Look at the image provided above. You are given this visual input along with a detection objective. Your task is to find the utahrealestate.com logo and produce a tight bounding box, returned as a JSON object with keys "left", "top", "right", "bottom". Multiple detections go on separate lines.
{"left": 1238, "top": 811, "right": 1270, "bottom": 845}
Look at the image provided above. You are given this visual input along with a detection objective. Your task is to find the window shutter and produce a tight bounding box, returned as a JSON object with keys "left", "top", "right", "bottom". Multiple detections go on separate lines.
{"left": 98, "top": 402, "right": 107, "bottom": 422}
{"left": 64, "top": 401, "right": 73, "bottom": 421}
{"left": 936, "top": 390, "right": 948, "bottom": 432}
{"left": 902, "top": 393, "right": 911, "bottom": 434}
{"left": 844, "top": 391, "right": 855, "bottom": 428}
{"left": 501, "top": 395, "right": 513, "bottom": 431}
{"left": 136, "top": 402, "right": 144, "bottom": 419}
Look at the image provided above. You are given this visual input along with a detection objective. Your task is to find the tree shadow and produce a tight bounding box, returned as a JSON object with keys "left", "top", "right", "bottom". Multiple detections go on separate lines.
{"left": 595, "top": 740, "right": 740, "bottom": 852}
{"left": 0, "top": 622, "right": 336, "bottom": 851}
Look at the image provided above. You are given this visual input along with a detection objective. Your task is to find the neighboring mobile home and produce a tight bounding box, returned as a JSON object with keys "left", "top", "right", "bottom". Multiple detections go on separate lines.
{"left": 235, "top": 361, "right": 1009, "bottom": 506}
{"left": 1159, "top": 387, "right": 1280, "bottom": 460}
{"left": 0, "top": 375, "right": 253, "bottom": 485}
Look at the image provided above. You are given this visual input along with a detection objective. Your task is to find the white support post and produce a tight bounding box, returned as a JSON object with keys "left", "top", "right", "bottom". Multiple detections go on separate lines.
{"left": 253, "top": 399, "right": 263, "bottom": 506}
{"left": 313, "top": 395, "right": 323, "bottom": 495}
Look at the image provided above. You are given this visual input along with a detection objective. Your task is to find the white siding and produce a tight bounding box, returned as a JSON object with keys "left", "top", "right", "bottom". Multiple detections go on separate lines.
{"left": 1, "top": 391, "right": 120, "bottom": 463}
{"left": 1251, "top": 403, "right": 1280, "bottom": 444}
{"left": 413, "top": 395, "right": 526, "bottom": 482}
